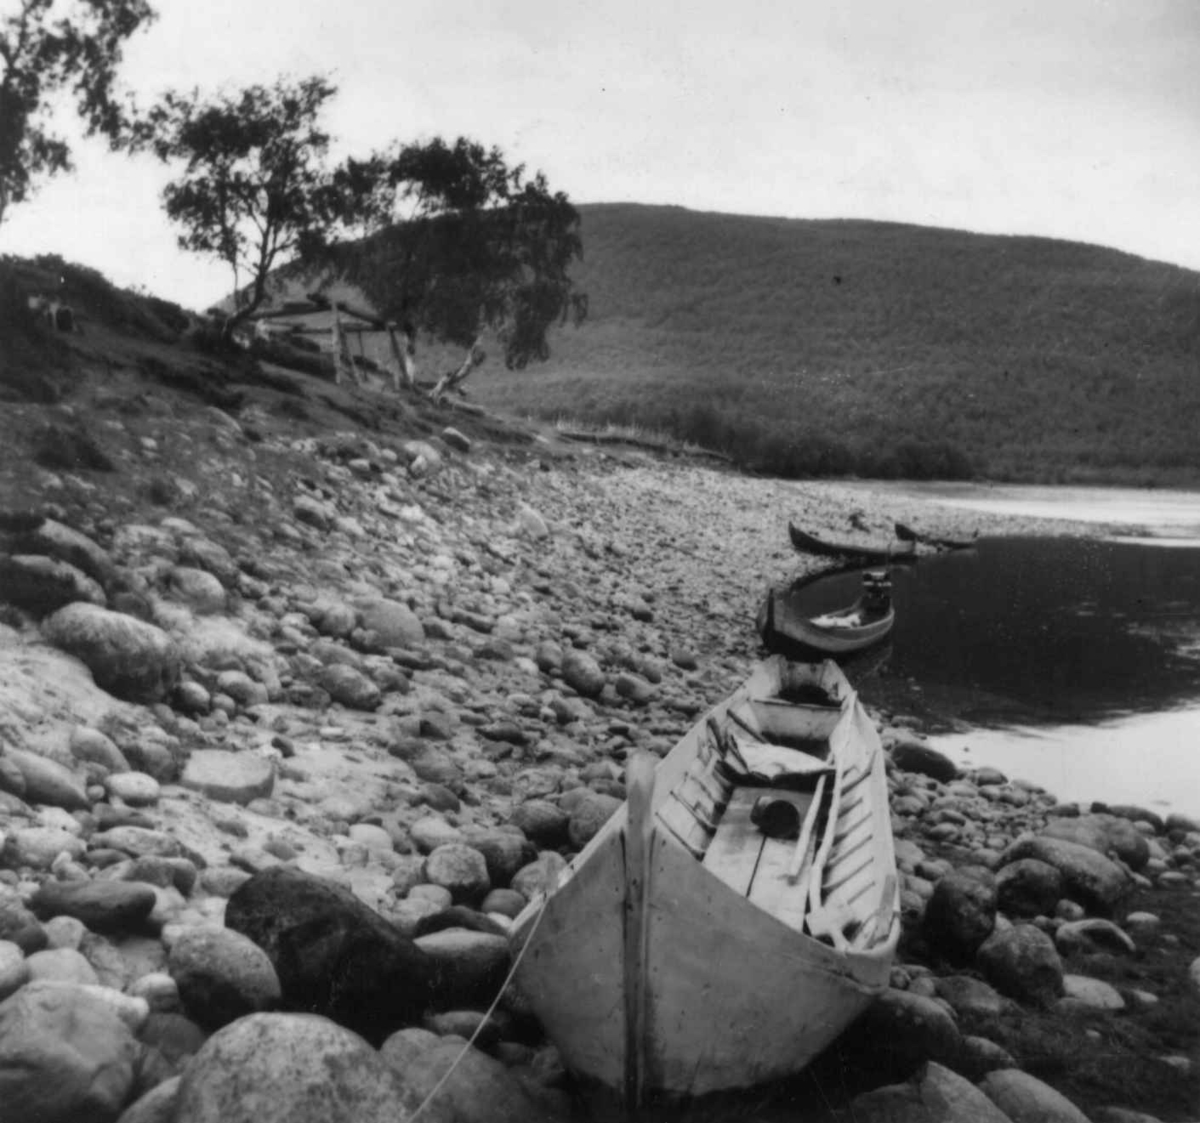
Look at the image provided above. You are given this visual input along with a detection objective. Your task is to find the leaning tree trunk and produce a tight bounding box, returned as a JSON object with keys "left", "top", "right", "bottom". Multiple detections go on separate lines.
{"left": 429, "top": 335, "right": 485, "bottom": 402}
{"left": 386, "top": 322, "right": 417, "bottom": 392}
{"left": 331, "top": 304, "right": 362, "bottom": 387}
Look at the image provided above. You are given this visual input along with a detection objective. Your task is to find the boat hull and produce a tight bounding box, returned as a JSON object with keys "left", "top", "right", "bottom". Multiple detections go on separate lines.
{"left": 510, "top": 657, "right": 898, "bottom": 1099}
{"left": 788, "top": 521, "right": 916, "bottom": 563}
{"left": 757, "top": 588, "right": 895, "bottom": 656}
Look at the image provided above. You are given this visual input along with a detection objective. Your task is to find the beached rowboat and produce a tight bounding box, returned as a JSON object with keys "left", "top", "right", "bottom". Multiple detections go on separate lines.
{"left": 757, "top": 570, "right": 895, "bottom": 657}
{"left": 789, "top": 521, "right": 916, "bottom": 563}
{"left": 509, "top": 657, "right": 899, "bottom": 1105}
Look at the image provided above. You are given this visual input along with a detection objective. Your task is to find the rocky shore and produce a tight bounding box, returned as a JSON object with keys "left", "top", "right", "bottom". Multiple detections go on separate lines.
{"left": 0, "top": 401, "right": 1197, "bottom": 1123}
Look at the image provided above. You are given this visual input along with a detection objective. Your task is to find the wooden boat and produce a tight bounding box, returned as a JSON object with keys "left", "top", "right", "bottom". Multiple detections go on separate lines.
{"left": 789, "top": 521, "right": 916, "bottom": 563}
{"left": 509, "top": 657, "right": 899, "bottom": 1105}
{"left": 758, "top": 570, "right": 894, "bottom": 656}
{"left": 894, "top": 521, "right": 977, "bottom": 552}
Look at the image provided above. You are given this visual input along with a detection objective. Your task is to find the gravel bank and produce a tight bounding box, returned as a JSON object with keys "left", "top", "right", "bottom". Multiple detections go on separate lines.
{"left": 0, "top": 420, "right": 1194, "bottom": 1123}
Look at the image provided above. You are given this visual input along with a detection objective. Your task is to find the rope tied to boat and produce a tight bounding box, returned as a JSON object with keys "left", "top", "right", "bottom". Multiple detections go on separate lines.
{"left": 405, "top": 881, "right": 555, "bottom": 1122}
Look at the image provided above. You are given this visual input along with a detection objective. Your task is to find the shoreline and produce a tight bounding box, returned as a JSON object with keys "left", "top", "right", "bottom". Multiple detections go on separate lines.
{"left": 0, "top": 415, "right": 1197, "bottom": 1123}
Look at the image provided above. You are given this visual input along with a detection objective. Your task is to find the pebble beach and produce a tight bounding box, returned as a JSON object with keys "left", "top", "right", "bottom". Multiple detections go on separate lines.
{"left": 0, "top": 402, "right": 1197, "bottom": 1123}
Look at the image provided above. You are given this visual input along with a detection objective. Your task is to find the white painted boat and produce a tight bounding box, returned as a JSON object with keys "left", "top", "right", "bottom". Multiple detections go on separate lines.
{"left": 509, "top": 656, "right": 899, "bottom": 1105}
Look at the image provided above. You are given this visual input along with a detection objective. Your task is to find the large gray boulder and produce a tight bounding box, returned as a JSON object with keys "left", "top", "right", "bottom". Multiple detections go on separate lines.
{"left": 1001, "top": 835, "right": 1132, "bottom": 915}
{"left": 979, "top": 1067, "right": 1092, "bottom": 1123}
{"left": 886, "top": 733, "right": 958, "bottom": 783}
{"left": 0, "top": 555, "right": 106, "bottom": 615}
{"left": 0, "top": 980, "right": 140, "bottom": 1123}
{"left": 225, "top": 867, "right": 435, "bottom": 1045}
{"left": 167, "top": 927, "right": 282, "bottom": 1030}
{"left": 976, "top": 923, "right": 1064, "bottom": 1007}
{"left": 5, "top": 748, "right": 89, "bottom": 810}
{"left": 923, "top": 867, "right": 997, "bottom": 960}
{"left": 1041, "top": 813, "right": 1150, "bottom": 872}
{"left": 848, "top": 1061, "right": 1011, "bottom": 1123}
{"left": 19, "top": 519, "right": 116, "bottom": 588}
{"left": 414, "top": 928, "right": 510, "bottom": 1010}
{"left": 170, "top": 1013, "right": 443, "bottom": 1123}
{"left": 996, "top": 858, "right": 1063, "bottom": 918}
{"left": 41, "top": 603, "right": 180, "bottom": 703}
{"left": 381, "top": 1034, "right": 564, "bottom": 1123}
{"left": 567, "top": 791, "right": 622, "bottom": 849}
{"left": 847, "top": 988, "right": 963, "bottom": 1077}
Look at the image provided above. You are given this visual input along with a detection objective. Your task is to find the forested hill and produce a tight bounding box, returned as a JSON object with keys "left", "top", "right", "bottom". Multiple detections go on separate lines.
{"left": 473, "top": 203, "right": 1200, "bottom": 483}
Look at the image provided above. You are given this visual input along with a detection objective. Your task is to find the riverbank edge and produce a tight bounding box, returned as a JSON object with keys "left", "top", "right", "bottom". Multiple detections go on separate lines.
{"left": 0, "top": 406, "right": 1195, "bottom": 1123}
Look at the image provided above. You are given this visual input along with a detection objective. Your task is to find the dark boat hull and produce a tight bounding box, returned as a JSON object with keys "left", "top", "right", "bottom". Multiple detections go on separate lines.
{"left": 788, "top": 522, "right": 916, "bottom": 563}
{"left": 757, "top": 588, "right": 895, "bottom": 656}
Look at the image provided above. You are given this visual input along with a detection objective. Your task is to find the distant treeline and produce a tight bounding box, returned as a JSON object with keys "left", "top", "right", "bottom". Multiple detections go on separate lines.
{"left": 473, "top": 204, "right": 1200, "bottom": 485}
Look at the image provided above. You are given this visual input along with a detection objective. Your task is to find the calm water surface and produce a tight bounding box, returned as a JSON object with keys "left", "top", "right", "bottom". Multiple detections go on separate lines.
{"left": 784, "top": 485, "right": 1200, "bottom": 816}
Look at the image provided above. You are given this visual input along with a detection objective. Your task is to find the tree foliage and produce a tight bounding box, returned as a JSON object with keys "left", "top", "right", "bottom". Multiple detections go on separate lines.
{"left": 135, "top": 74, "right": 365, "bottom": 323}
{"left": 0, "top": 0, "right": 155, "bottom": 227}
{"left": 323, "top": 137, "right": 587, "bottom": 371}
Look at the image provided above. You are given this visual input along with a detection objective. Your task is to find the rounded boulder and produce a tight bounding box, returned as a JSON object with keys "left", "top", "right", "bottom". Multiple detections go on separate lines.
{"left": 0, "top": 979, "right": 140, "bottom": 1123}
{"left": 41, "top": 603, "right": 180, "bottom": 703}
{"left": 171, "top": 1013, "right": 432, "bottom": 1123}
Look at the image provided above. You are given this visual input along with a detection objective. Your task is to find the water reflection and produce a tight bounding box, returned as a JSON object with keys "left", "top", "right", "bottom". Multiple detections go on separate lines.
{"left": 780, "top": 536, "right": 1200, "bottom": 730}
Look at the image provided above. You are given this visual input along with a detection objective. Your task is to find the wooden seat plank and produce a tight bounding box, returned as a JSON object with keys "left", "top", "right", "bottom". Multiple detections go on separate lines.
{"left": 701, "top": 788, "right": 767, "bottom": 897}
{"left": 747, "top": 790, "right": 816, "bottom": 928}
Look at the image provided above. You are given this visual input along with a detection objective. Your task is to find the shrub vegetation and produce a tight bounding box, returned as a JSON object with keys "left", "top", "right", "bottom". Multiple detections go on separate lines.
{"left": 472, "top": 204, "right": 1200, "bottom": 483}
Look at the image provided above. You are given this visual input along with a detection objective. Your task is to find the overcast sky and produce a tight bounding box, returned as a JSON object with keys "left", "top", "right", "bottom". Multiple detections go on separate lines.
{"left": 4, "top": 0, "right": 1198, "bottom": 311}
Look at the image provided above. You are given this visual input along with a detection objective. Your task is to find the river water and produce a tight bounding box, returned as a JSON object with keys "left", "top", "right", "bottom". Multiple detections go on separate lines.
{"left": 790, "top": 484, "right": 1200, "bottom": 819}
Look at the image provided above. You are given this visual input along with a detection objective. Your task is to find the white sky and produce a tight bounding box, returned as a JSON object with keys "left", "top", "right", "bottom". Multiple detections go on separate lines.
{"left": 3, "top": 0, "right": 1199, "bottom": 311}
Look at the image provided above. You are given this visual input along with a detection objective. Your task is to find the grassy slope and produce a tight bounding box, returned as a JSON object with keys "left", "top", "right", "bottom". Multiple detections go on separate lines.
{"left": 471, "top": 204, "right": 1200, "bottom": 483}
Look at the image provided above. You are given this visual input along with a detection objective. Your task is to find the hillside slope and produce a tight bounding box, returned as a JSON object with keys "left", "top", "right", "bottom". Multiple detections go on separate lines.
{"left": 472, "top": 204, "right": 1200, "bottom": 483}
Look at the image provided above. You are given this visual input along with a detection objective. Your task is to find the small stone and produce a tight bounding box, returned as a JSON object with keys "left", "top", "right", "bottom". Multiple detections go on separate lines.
{"left": 561, "top": 650, "right": 606, "bottom": 698}
{"left": 167, "top": 926, "right": 282, "bottom": 1031}
{"left": 567, "top": 791, "right": 622, "bottom": 848}
{"left": 317, "top": 664, "right": 381, "bottom": 710}
{"left": 6, "top": 750, "right": 88, "bottom": 811}
{"left": 169, "top": 567, "right": 227, "bottom": 614}
{"left": 0, "top": 941, "right": 30, "bottom": 1001}
{"left": 510, "top": 800, "right": 569, "bottom": 847}
{"left": 181, "top": 749, "right": 274, "bottom": 805}
{"left": 30, "top": 879, "right": 157, "bottom": 933}
{"left": 1055, "top": 918, "right": 1137, "bottom": 957}
{"left": 69, "top": 727, "right": 129, "bottom": 772}
{"left": 5, "top": 826, "right": 87, "bottom": 870}
{"left": 105, "top": 771, "right": 161, "bottom": 806}
{"left": 410, "top": 817, "right": 464, "bottom": 853}
{"left": 515, "top": 504, "right": 549, "bottom": 539}
{"left": 1060, "top": 974, "right": 1125, "bottom": 1010}
{"left": 423, "top": 845, "right": 491, "bottom": 904}
{"left": 887, "top": 733, "right": 958, "bottom": 782}
{"left": 25, "top": 947, "right": 100, "bottom": 986}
